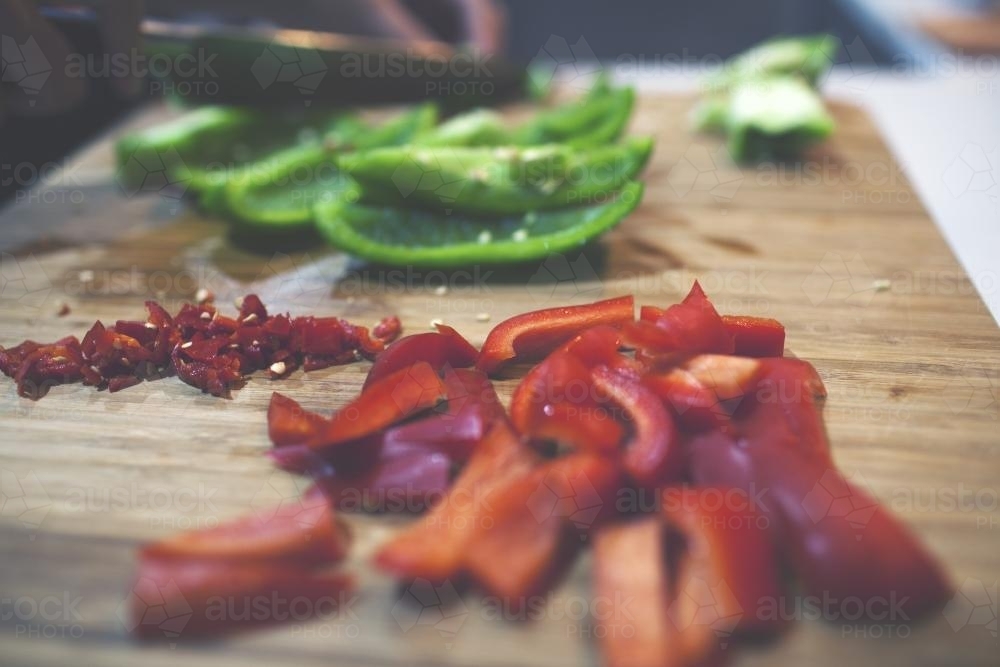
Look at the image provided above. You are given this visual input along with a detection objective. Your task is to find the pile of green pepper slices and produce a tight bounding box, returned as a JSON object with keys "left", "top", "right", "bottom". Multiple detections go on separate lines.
{"left": 116, "top": 77, "right": 650, "bottom": 267}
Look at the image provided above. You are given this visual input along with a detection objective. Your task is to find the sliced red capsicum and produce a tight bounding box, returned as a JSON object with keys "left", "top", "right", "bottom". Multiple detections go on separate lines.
{"left": 374, "top": 421, "right": 539, "bottom": 582}
{"left": 592, "top": 518, "right": 674, "bottom": 667}
{"left": 591, "top": 366, "right": 682, "bottom": 489}
{"left": 141, "top": 498, "right": 349, "bottom": 566}
{"left": 688, "top": 425, "right": 952, "bottom": 623}
{"left": 721, "top": 315, "right": 785, "bottom": 357}
{"left": 363, "top": 324, "right": 478, "bottom": 390}
{"left": 304, "top": 361, "right": 446, "bottom": 450}
{"left": 644, "top": 354, "right": 762, "bottom": 432}
{"left": 626, "top": 283, "right": 734, "bottom": 357}
{"left": 661, "top": 487, "right": 786, "bottom": 643}
{"left": 267, "top": 392, "right": 328, "bottom": 447}
{"left": 127, "top": 558, "right": 354, "bottom": 640}
{"left": 511, "top": 350, "right": 625, "bottom": 456}
{"left": 476, "top": 295, "right": 635, "bottom": 375}
{"left": 463, "top": 453, "right": 622, "bottom": 603}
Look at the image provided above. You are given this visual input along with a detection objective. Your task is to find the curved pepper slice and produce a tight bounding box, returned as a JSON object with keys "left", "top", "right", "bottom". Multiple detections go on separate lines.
{"left": 591, "top": 366, "right": 681, "bottom": 489}
{"left": 141, "top": 499, "right": 349, "bottom": 566}
{"left": 661, "top": 487, "right": 786, "bottom": 642}
{"left": 374, "top": 421, "right": 539, "bottom": 582}
{"left": 477, "top": 295, "right": 635, "bottom": 375}
{"left": 267, "top": 392, "right": 328, "bottom": 447}
{"left": 305, "top": 361, "right": 446, "bottom": 451}
{"left": 315, "top": 181, "right": 644, "bottom": 269}
{"left": 510, "top": 350, "right": 624, "bottom": 455}
{"left": 363, "top": 324, "right": 478, "bottom": 391}
{"left": 722, "top": 315, "right": 785, "bottom": 357}
{"left": 127, "top": 558, "right": 354, "bottom": 640}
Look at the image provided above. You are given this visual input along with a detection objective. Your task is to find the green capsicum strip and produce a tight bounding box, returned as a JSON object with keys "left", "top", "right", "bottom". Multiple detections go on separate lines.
{"left": 725, "top": 77, "right": 835, "bottom": 163}
{"left": 315, "top": 181, "right": 644, "bottom": 268}
{"left": 704, "top": 34, "right": 839, "bottom": 94}
{"left": 414, "top": 108, "right": 511, "bottom": 147}
{"left": 221, "top": 105, "right": 437, "bottom": 234}
{"left": 339, "top": 136, "right": 653, "bottom": 216}
{"left": 512, "top": 77, "right": 635, "bottom": 148}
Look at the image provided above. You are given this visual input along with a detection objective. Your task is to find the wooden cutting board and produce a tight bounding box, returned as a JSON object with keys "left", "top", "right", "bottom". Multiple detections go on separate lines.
{"left": 1, "top": 95, "right": 997, "bottom": 667}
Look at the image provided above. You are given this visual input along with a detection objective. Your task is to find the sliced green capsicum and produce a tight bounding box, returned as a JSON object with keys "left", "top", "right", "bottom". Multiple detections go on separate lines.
{"left": 705, "top": 34, "right": 839, "bottom": 93}
{"left": 315, "top": 181, "right": 644, "bottom": 268}
{"left": 338, "top": 136, "right": 652, "bottom": 216}
{"left": 725, "top": 77, "right": 835, "bottom": 162}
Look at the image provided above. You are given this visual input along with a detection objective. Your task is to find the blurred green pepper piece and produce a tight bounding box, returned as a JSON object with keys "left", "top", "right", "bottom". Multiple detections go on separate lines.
{"left": 725, "top": 77, "right": 835, "bottom": 162}
{"left": 221, "top": 104, "right": 438, "bottom": 237}
{"left": 338, "top": 136, "right": 653, "bottom": 216}
{"left": 316, "top": 181, "right": 644, "bottom": 268}
{"left": 705, "top": 34, "right": 839, "bottom": 93}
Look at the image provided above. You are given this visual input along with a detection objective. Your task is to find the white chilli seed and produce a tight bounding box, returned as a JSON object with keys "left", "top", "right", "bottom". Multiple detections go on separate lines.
{"left": 77, "top": 270, "right": 94, "bottom": 283}
{"left": 242, "top": 313, "right": 258, "bottom": 324}
{"left": 270, "top": 361, "right": 287, "bottom": 375}
{"left": 200, "top": 311, "right": 211, "bottom": 320}
{"left": 195, "top": 288, "right": 213, "bottom": 303}
{"left": 433, "top": 285, "right": 448, "bottom": 296}
{"left": 143, "top": 322, "right": 157, "bottom": 329}
{"left": 476, "top": 312, "right": 491, "bottom": 322}
{"left": 234, "top": 296, "right": 245, "bottom": 309}
{"left": 180, "top": 341, "right": 193, "bottom": 349}
{"left": 430, "top": 318, "right": 443, "bottom": 329}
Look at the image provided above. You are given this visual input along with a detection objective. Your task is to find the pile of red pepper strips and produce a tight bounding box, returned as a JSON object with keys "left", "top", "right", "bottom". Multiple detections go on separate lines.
{"left": 0, "top": 295, "right": 401, "bottom": 399}
{"left": 121, "top": 284, "right": 952, "bottom": 662}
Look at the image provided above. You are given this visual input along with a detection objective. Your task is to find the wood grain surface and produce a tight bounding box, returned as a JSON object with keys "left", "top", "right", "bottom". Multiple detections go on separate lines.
{"left": 0, "top": 95, "right": 998, "bottom": 667}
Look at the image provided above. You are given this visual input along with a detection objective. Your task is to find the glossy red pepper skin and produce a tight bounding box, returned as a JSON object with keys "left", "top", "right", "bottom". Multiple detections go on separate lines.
{"left": 721, "top": 315, "right": 785, "bottom": 357}
{"left": 476, "top": 295, "right": 635, "bottom": 375}
{"left": 141, "top": 500, "right": 349, "bottom": 566}
{"left": 463, "top": 454, "right": 622, "bottom": 603}
{"left": 690, "top": 433, "right": 952, "bottom": 622}
{"left": 661, "top": 488, "right": 785, "bottom": 641}
{"left": 626, "top": 283, "right": 734, "bottom": 357}
{"left": 267, "top": 392, "right": 328, "bottom": 447}
{"left": 374, "top": 421, "right": 539, "bottom": 582}
{"left": 511, "top": 350, "right": 625, "bottom": 456}
{"left": 592, "top": 519, "right": 674, "bottom": 667}
{"left": 362, "top": 324, "right": 478, "bottom": 391}
{"left": 269, "top": 369, "right": 502, "bottom": 485}
{"left": 128, "top": 558, "right": 354, "bottom": 640}
{"left": 305, "top": 361, "right": 446, "bottom": 451}
{"left": 591, "top": 366, "right": 682, "bottom": 489}
{"left": 644, "top": 355, "right": 762, "bottom": 432}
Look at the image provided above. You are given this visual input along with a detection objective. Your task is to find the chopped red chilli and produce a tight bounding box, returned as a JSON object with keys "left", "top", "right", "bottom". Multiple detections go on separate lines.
{"left": 0, "top": 294, "right": 401, "bottom": 399}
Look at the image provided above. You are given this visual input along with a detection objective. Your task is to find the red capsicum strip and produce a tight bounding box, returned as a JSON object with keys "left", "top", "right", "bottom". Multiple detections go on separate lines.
{"left": 363, "top": 324, "right": 478, "bottom": 391}
{"left": 721, "top": 315, "right": 785, "bottom": 357}
{"left": 591, "top": 366, "right": 682, "bottom": 489}
{"left": 644, "top": 355, "right": 762, "bottom": 432}
{"left": 593, "top": 518, "right": 674, "bottom": 667}
{"left": 624, "top": 282, "right": 734, "bottom": 357}
{"left": 661, "top": 487, "right": 786, "bottom": 643}
{"left": 511, "top": 350, "right": 625, "bottom": 456}
{"left": 305, "top": 361, "right": 447, "bottom": 451}
{"left": 128, "top": 558, "right": 354, "bottom": 640}
{"left": 476, "top": 295, "right": 635, "bottom": 375}
{"left": 267, "top": 392, "right": 329, "bottom": 447}
{"left": 463, "top": 453, "right": 622, "bottom": 603}
{"left": 374, "top": 421, "right": 539, "bottom": 582}
{"left": 142, "top": 500, "right": 349, "bottom": 566}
